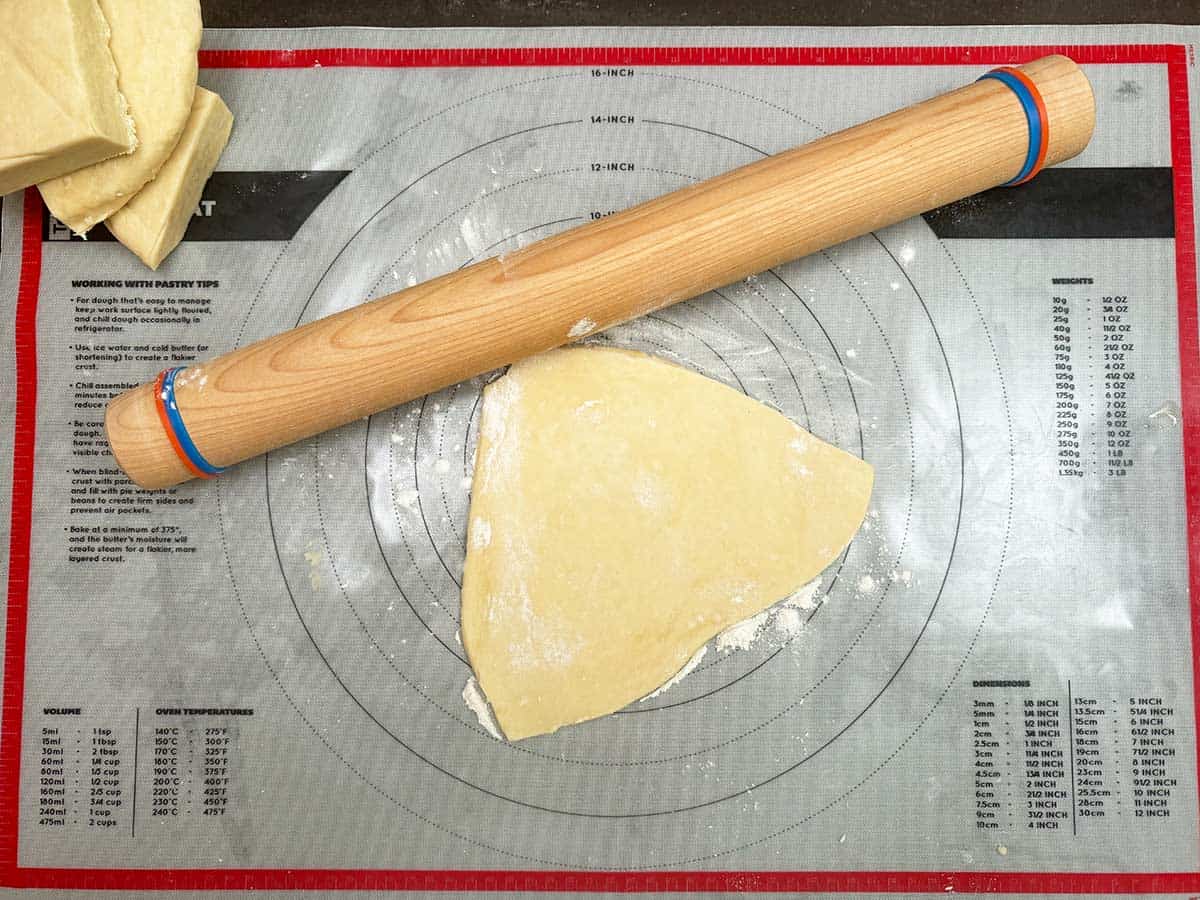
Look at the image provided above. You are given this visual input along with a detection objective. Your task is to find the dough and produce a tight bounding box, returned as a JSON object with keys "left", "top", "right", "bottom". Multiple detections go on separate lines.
{"left": 0, "top": 0, "right": 136, "bottom": 195}
{"left": 461, "top": 348, "right": 873, "bottom": 740}
{"left": 106, "top": 88, "right": 233, "bottom": 269}
{"left": 38, "top": 0, "right": 201, "bottom": 234}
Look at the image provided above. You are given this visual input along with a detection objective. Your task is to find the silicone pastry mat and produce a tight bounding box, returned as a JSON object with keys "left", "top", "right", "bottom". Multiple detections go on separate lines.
{"left": 1, "top": 23, "right": 1199, "bottom": 895}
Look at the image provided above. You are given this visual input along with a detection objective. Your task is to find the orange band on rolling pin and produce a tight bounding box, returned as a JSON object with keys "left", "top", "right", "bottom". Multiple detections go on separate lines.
{"left": 152, "top": 369, "right": 216, "bottom": 480}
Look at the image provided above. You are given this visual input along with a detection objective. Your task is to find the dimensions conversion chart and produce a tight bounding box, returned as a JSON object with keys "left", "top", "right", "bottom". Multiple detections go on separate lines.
{"left": 1, "top": 23, "right": 1199, "bottom": 895}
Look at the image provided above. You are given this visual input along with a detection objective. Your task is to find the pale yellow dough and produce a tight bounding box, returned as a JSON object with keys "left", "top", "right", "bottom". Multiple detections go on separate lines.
{"left": 461, "top": 348, "right": 874, "bottom": 741}
{"left": 0, "top": 0, "right": 137, "bottom": 195}
{"left": 39, "top": 0, "right": 201, "bottom": 234}
{"left": 106, "top": 88, "right": 233, "bottom": 269}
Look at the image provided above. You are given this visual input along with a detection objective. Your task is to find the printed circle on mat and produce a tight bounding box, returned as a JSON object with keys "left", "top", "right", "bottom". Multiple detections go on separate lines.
{"left": 215, "top": 70, "right": 1011, "bottom": 867}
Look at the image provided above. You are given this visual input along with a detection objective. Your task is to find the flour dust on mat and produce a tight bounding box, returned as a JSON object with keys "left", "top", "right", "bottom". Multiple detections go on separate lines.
{"left": 459, "top": 347, "right": 873, "bottom": 741}
{"left": 461, "top": 677, "right": 502, "bottom": 740}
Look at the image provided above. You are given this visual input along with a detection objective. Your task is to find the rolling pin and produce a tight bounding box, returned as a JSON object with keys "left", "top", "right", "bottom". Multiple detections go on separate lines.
{"left": 106, "top": 54, "right": 1095, "bottom": 489}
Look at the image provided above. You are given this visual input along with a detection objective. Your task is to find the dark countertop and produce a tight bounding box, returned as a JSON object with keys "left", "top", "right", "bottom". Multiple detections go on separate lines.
{"left": 203, "top": 0, "right": 1198, "bottom": 28}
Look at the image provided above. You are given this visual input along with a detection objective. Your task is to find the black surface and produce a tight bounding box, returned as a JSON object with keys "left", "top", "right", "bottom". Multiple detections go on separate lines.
{"left": 44, "top": 172, "right": 352, "bottom": 243}
{"left": 37, "top": 166, "right": 1172, "bottom": 246}
{"left": 203, "top": 0, "right": 1199, "bottom": 28}
{"left": 923, "top": 168, "right": 1176, "bottom": 240}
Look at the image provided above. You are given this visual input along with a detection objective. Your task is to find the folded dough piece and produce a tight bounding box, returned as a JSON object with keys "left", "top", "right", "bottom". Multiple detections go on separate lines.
{"left": 0, "top": 0, "right": 136, "bottom": 195}
{"left": 105, "top": 88, "right": 232, "bottom": 269}
{"left": 461, "top": 348, "right": 874, "bottom": 740}
{"left": 39, "top": 0, "right": 201, "bottom": 233}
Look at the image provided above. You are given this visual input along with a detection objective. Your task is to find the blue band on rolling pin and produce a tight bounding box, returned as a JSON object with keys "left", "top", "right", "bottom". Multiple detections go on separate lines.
{"left": 977, "top": 67, "right": 1049, "bottom": 186}
{"left": 156, "top": 366, "right": 225, "bottom": 477}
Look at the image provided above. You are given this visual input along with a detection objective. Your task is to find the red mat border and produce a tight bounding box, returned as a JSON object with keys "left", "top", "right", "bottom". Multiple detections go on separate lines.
{"left": 1, "top": 43, "right": 1196, "bottom": 893}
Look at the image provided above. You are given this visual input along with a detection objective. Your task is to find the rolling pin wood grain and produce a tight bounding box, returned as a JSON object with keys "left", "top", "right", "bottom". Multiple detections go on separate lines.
{"left": 106, "top": 54, "right": 1095, "bottom": 489}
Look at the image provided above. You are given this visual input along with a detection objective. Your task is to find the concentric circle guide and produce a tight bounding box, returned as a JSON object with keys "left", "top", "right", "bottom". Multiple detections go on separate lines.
{"left": 216, "top": 68, "right": 1011, "bottom": 868}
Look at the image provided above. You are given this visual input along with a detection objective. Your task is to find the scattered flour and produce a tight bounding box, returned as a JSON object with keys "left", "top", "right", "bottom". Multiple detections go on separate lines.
{"left": 720, "top": 581, "right": 757, "bottom": 608}
{"left": 845, "top": 347, "right": 857, "bottom": 359}
{"left": 784, "top": 579, "right": 821, "bottom": 611}
{"left": 788, "top": 436, "right": 813, "bottom": 478}
{"left": 768, "top": 580, "right": 820, "bottom": 639}
{"left": 857, "top": 574, "right": 876, "bottom": 594}
{"left": 716, "top": 609, "right": 771, "bottom": 652}
{"left": 470, "top": 518, "right": 492, "bottom": 550}
{"left": 632, "top": 470, "right": 665, "bottom": 510}
{"left": 899, "top": 243, "right": 916, "bottom": 264}
{"left": 507, "top": 628, "right": 579, "bottom": 671}
{"left": 493, "top": 566, "right": 582, "bottom": 673}
{"left": 174, "top": 367, "right": 209, "bottom": 392}
{"left": 774, "top": 606, "right": 804, "bottom": 638}
{"left": 574, "top": 398, "right": 604, "bottom": 422}
{"left": 462, "top": 677, "right": 503, "bottom": 740}
{"left": 460, "top": 217, "right": 485, "bottom": 256}
{"left": 434, "top": 458, "right": 451, "bottom": 474}
{"left": 303, "top": 545, "right": 322, "bottom": 590}
{"left": 641, "top": 645, "right": 707, "bottom": 700}
{"left": 477, "top": 375, "right": 523, "bottom": 492}
{"left": 568, "top": 317, "right": 597, "bottom": 338}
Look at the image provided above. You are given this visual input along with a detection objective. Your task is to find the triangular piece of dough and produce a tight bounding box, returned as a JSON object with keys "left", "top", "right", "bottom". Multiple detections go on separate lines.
{"left": 38, "top": 0, "right": 201, "bottom": 234}
{"left": 461, "top": 348, "right": 873, "bottom": 740}
{"left": 106, "top": 87, "right": 233, "bottom": 269}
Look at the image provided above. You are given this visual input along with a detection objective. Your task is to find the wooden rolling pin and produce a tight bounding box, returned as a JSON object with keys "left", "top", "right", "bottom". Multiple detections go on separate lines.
{"left": 106, "top": 54, "right": 1095, "bottom": 489}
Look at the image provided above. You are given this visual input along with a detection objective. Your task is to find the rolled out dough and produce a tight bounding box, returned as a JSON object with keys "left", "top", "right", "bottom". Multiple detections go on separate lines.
{"left": 460, "top": 348, "right": 874, "bottom": 741}
{"left": 0, "top": 0, "right": 136, "bottom": 195}
{"left": 106, "top": 87, "right": 233, "bottom": 269}
{"left": 38, "top": 0, "right": 201, "bottom": 234}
